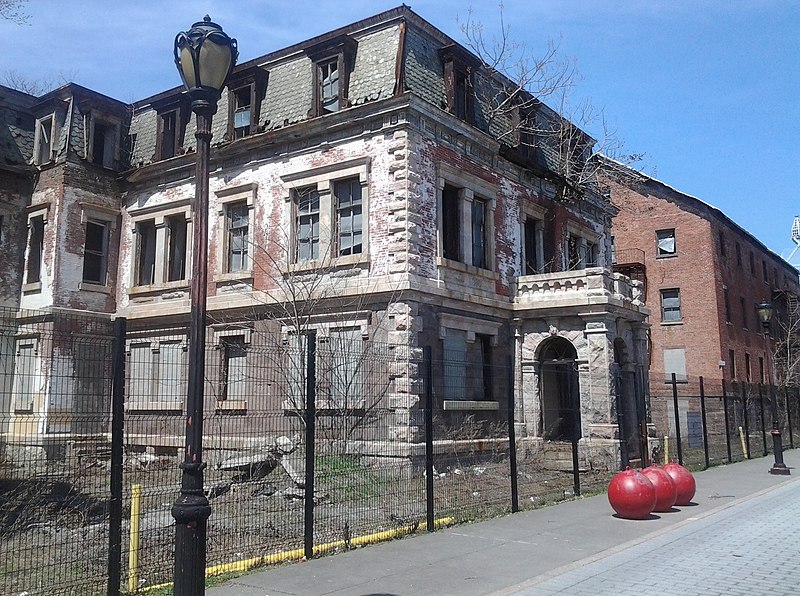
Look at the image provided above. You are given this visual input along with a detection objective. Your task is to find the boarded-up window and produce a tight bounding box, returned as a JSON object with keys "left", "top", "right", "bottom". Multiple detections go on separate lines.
{"left": 663, "top": 348, "right": 687, "bottom": 383}
{"left": 12, "top": 340, "right": 37, "bottom": 411}
{"left": 319, "top": 328, "right": 363, "bottom": 409}
{"left": 157, "top": 341, "right": 184, "bottom": 404}
{"left": 443, "top": 329, "right": 466, "bottom": 400}
{"left": 127, "top": 343, "right": 152, "bottom": 406}
{"left": 221, "top": 336, "right": 247, "bottom": 401}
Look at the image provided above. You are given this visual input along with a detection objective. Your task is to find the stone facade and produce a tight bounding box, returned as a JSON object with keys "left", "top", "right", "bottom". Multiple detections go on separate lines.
{"left": 0, "top": 7, "right": 650, "bottom": 469}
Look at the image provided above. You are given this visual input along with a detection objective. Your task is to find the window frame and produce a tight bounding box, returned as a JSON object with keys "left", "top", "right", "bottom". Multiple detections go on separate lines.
{"left": 125, "top": 336, "right": 187, "bottom": 412}
{"left": 522, "top": 211, "right": 545, "bottom": 276}
{"left": 435, "top": 164, "right": 497, "bottom": 272}
{"left": 25, "top": 207, "right": 48, "bottom": 289}
{"left": 129, "top": 203, "right": 193, "bottom": 294}
{"left": 79, "top": 203, "right": 118, "bottom": 292}
{"left": 438, "top": 314, "right": 502, "bottom": 409}
{"left": 307, "top": 35, "right": 356, "bottom": 118}
{"left": 88, "top": 114, "right": 120, "bottom": 169}
{"left": 656, "top": 228, "right": 677, "bottom": 258}
{"left": 281, "top": 158, "right": 370, "bottom": 269}
{"left": 34, "top": 114, "right": 56, "bottom": 165}
{"left": 439, "top": 45, "right": 480, "bottom": 125}
{"left": 660, "top": 288, "right": 682, "bottom": 323}
{"left": 215, "top": 184, "right": 257, "bottom": 281}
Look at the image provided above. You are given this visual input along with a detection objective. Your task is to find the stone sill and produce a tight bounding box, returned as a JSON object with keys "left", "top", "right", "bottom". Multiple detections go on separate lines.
{"left": 126, "top": 402, "right": 182, "bottom": 413}
{"left": 285, "top": 253, "right": 370, "bottom": 274}
{"left": 214, "top": 271, "right": 254, "bottom": 284}
{"left": 22, "top": 282, "right": 42, "bottom": 294}
{"left": 661, "top": 321, "right": 683, "bottom": 327}
{"left": 443, "top": 400, "right": 500, "bottom": 411}
{"left": 129, "top": 280, "right": 190, "bottom": 296}
{"left": 80, "top": 282, "right": 111, "bottom": 294}
{"left": 215, "top": 400, "right": 247, "bottom": 411}
{"left": 436, "top": 257, "right": 498, "bottom": 280}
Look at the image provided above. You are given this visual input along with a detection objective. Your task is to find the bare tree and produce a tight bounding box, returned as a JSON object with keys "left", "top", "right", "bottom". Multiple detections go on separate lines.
{"left": 0, "top": 0, "right": 29, "bottom": 25}
{"left": 206, "top": 190, "right": 406, "bottom": 451}
{"left": 459, "top": 3, "right": 642, "bottom": 199}
{"left": 2, "top": 69, "right": 76, "bottom": 96}
{"left": 771, "top": 294, "right": 800, "bottom": 387}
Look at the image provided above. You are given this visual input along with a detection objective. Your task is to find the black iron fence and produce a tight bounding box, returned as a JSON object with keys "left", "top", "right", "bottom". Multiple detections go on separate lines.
{"left": 650, "top": 374, "right": 799, "bottom": 469}
{"left": 0, "top": 307, "right": 795, "bottom": 595}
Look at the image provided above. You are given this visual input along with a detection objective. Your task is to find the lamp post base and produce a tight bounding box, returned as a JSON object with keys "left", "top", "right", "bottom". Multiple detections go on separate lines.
{"left": 769, "top": 429, "right": 790, "bottom": 475}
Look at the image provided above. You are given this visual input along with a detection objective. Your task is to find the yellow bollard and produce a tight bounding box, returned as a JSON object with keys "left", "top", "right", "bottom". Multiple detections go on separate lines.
{"left": 128, "top": 484, "right": 142, "bottom": 593}
{"left": 663, "top": 436, "right": 669, "bottom": 465}
{"left": 738, "top": 427, "right": 748, "bottom": 459}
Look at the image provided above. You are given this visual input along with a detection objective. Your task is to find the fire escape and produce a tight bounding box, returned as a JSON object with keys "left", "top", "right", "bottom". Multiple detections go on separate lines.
{"left": 612, "top": 248, "right": 647, "bottom": 301}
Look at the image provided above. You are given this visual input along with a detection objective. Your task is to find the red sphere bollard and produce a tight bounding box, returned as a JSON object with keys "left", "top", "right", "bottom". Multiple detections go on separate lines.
{"left": 641, "top": 465, "right": 678, "bottom": 512}
{"left": 607, "top": 467, "right": 657, "bottom": 519}
{"left": 662, "top": 462, "right": 696, "bottom": 505}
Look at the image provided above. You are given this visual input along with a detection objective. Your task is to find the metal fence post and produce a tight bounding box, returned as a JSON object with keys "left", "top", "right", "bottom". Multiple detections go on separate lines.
{"left": 507, "top": 357, "right": 519, "bottom": 513}
{"left": 671, "top": 373, "right": 683, "bottom": 465}
{"left": 107, "top": 317, "right": 126, "bottom": 596}
{"left": 569, "top": 364, "right": 580, "bottom": 497}
{"left": 699, "top": 377, "right": 709, "bottom": 470}
{"left": 722, "top": 380, "right": 732, "bottom": 463}
{"left": 613, "top": 369, "right": 628, "bottom": 470}
{"left": 303, "top": 332, "right": 317, "bottom": 560}
{"left": 788, "top": 387, "right": 796, "bottom": 449}
{"left": 758, "top": 384, "right": 768, "bottom": 456}
{"left": 423, "top": 346, "right": 434, "bottom": 531}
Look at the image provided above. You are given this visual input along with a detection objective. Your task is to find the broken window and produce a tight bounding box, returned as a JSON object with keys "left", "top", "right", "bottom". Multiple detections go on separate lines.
{"left": 440, "top": 45, "right": 477, "bottom": 125}
{"left": 26, "top": 214, "right": 45, "bottom": 284}
{"left": 567, "top": 235, "right": 582, "bottom": 270}
{"left": 226, "top": 202, "right": 249, "bottom": 272}
{"left": 441, "top": 184, "right": 461, "bottom": 261}
{"left": 656, "top": 229, "right": 676, "bottom": 257}
{"left": 524, "top": 217, "right": 542, "bottom": 275}
{"left": 319, "top": 59, "right": 340, "bottom": 114}
{"left": 159, "top": 110, "right": 179, "bottom": 160}
{"left": 91, "top": 119, "right": 117, "bottom": 168}
{"left": 232, "top": 86, "right": 252, "bottom": 138}
{"left": 82, "top": 220, "right": 108, "bottom": 285}
{"left": 471, "top": 197, "right": 487, "bottom": 269}
{"left": 35, "top": 115, "right": 55, "bottom": 165}
{"left": 443, "top": 329, "right": 467, "bottom": 401}
{"left": 307, "top": 36, "right": 354, "bottom": 117}
{"left": 136, "top": 220, "right": 157, "bottom": 286}
{"left": 166, "top": 215, "right": 188, "bottom": 281}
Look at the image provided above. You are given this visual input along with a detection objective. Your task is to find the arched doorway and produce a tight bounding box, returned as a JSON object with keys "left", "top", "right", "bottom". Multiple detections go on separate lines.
{"left": 538, "top": 337, "right": 580, "bottom": 441}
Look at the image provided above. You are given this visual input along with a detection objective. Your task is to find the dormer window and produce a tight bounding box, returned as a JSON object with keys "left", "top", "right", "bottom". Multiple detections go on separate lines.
{"left": 232, "top": 87, "right": 251, "bottom": 137}
{"left": 306, "top": 35, "right": 356, "bottom": 118}
{"left": 439, "top": 45, "right": 480, "bottom": 125}
{"left": 226, "top": 67, "right": 267, "bottom": 140}
{"left": 35, "top": 114, "right": 55, "bottom": 165}
{"left": 319, "top": 58, "right": 340, "bottom": 114}
{"left": 153, "top": 96, "right": 189, "bottom": 161}
{"left": 89, "top": 116, "right": 120, "bottom": 169}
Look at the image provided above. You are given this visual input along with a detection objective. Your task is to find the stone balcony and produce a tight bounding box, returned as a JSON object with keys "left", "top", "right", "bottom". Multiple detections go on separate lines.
{"left": 513, "top": 267, "right": 647, "bottom": 313}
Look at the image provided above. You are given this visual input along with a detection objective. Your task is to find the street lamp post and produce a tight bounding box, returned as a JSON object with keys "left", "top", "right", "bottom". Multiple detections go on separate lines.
{"left": 756, "top": 301, "right": 790, "bottom": 476}
{"left": 171, "top": 16, "right": 237, "bottom": 595}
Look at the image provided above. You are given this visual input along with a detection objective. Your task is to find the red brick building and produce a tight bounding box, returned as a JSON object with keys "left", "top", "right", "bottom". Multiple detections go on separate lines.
{"left": 602, "top": 157, "right": 799, "bottom": 434}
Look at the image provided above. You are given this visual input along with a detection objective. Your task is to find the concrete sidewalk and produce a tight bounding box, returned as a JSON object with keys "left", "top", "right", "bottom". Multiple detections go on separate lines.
{"left": 208, "top": 451, "right": 799, "bottom": 596}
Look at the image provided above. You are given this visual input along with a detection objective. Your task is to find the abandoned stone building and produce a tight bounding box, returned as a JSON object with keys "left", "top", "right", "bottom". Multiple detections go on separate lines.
{"left": 0, "top": 6, "right": 649, "bottom": 469}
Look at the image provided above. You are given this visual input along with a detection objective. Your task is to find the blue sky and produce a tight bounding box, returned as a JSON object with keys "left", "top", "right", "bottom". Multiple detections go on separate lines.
{"left": 3, "top": 1, "right": 798, "bottom": 260}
